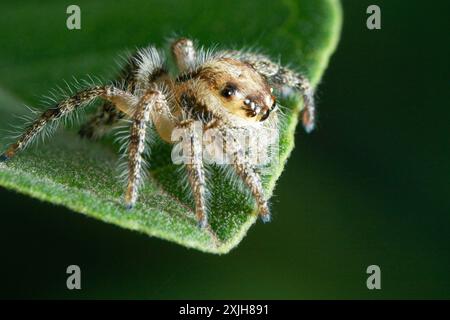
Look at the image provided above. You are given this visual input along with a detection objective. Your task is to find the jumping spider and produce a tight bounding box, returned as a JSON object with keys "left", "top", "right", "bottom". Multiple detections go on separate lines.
{"left": 0, "top": 38, "right": 315, "bottom": 229}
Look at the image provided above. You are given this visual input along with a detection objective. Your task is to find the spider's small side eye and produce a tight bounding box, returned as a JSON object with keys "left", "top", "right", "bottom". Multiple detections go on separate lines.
{"left": 272, "top": 100, "right": 277, "bottom": 109}
{"left": 221, "top": 83, "right": 237, "bottom": 98}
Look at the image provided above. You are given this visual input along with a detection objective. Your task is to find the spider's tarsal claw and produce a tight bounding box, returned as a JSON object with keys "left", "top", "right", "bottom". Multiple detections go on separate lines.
{"left": 303, "top": 121, "right": 315, "bottom": 134}
{"left": 197, "top": 218, "right": 208, "bottom": 229}
{"left": 0, "top": 153, "right": 9, "bottom": 163}
{"left": 302, "top": 109, "right": 315, "bottom": 133}
{"left": 124, "top": 203, "right": 134, "bottom": 211}
{"left": 260, "top": 213, "right": 272, "bottom": 223}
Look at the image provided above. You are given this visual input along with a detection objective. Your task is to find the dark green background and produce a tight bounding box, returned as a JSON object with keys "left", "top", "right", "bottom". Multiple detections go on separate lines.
{"left": 1, "top": 0, "right": 449, "bottom": 299}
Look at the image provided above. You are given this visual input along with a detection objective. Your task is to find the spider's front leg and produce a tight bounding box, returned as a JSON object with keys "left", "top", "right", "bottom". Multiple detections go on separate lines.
{"left": 221, "top": 127, "right": 271, "bottom": 223}
{"left": 274, "top": 67, "right": 315, "bottom": 133}
{"left": 124, "top": 89, "right": 166, "bottom": 208}
{"left": 176, "top": 120, "right": 209, "bottom": 228}
{"left": 0, "top": 85, "right": 136, "bottom": 162}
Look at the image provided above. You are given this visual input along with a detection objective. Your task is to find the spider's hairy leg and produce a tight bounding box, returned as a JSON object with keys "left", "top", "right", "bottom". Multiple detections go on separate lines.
{"left": 234, "top": 153, "right": 270, "bottom": 222}
{"left": 78, "top": 101, "right": 125, "bottom": 139}
{"left": 80, "top": 46, "right": 168, "bottom": 140}
{"left": 177, "top": 120, "right": 209, "bottom": 228}
{"left": 124, "top": 89, "right": 167, "bottom": 208}
{"left": 171, "top": 38, "right": 196, "bottom": 72}
{"left": 0, "top": 85, "right": 134, "bottom": 162}
{"left": 222, "top": 128, "right": 271, "bottom": 222}
{"left": 225, "top": 51, "right": 316, "bottom": 132}
{"left": 275, "top": 68, "right": 315, "bottom": 133}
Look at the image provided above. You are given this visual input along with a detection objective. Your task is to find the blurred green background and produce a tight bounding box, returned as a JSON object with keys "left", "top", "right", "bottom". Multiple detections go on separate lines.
{"left": 0, "top": 0, "right": 449, "bottom": 299}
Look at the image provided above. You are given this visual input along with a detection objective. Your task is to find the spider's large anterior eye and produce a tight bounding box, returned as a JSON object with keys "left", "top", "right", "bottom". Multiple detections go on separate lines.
{"left": 260, "top": 110, "right": 270, "bottom": 121}
{"left": 221, "top": 83, "right": 237, "bottom": 98}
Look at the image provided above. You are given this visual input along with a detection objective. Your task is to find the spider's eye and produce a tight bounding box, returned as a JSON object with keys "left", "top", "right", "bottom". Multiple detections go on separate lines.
{"left": 260, "top": 109, "right": 270, "bottom": 121}
{"left": 221, "top": 83, "right": 237, "bottom": 98}
{"left": 271, "top": 95, "right": 277, "bottom": 109}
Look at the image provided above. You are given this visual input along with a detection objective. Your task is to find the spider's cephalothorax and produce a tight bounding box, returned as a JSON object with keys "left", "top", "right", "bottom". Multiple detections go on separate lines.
{"left": 0, "top": 38, "right": 315, "bottom": 229}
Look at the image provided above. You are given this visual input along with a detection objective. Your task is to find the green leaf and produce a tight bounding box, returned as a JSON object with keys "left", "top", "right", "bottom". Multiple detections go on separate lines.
{"left": 0, "top": 0, "right": 341, "bottom": 253}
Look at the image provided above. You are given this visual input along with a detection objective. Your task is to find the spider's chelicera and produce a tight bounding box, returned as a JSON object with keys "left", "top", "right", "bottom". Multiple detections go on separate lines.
{"left": 0, "top": 38, "right": 315, "bottom": 229}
